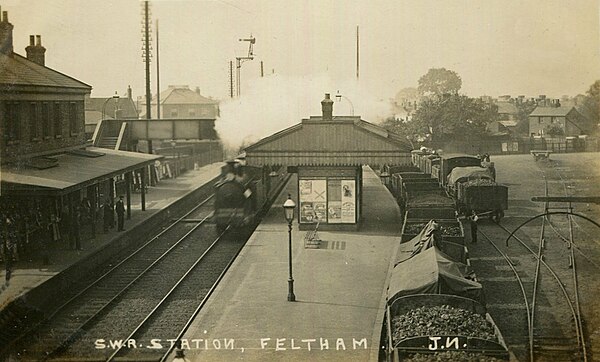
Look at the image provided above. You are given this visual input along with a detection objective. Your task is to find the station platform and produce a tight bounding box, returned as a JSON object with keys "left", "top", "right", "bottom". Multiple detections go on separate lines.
{"left": 0, "top": 162, "right": 224, "bottom": 312}
{"left": 180, "top": 166, "right": 402, "bottom": 362}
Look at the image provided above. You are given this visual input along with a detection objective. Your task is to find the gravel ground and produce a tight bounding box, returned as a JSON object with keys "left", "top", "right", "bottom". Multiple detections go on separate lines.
{"left": 472, "top": 152, "right": 600, "bottom": 361}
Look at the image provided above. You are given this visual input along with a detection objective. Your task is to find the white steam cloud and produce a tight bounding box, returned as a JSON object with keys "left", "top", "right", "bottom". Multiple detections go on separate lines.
{"left": 215, "top": 74, "right": 393, "bottom": 154}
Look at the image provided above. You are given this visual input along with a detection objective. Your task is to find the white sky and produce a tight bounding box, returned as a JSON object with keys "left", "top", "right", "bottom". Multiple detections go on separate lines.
{"left": 3, "top": 0, "right": 600, "bottom": 101}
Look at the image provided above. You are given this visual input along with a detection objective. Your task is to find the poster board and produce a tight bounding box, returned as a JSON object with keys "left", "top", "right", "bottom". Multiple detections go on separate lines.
{"left": 299, "top": 178, "right": 356, "bottom": 224}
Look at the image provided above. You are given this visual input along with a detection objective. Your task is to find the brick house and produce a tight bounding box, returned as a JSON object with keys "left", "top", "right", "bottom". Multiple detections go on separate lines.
{"left": 528, "top": 105, "right": 592, "bottom": 137}
{"left": 0, "top": 22, "right": 91, "bottom": 164}
{"left": 140, "top": 85, "right": 219, "bottom": 119}
{"left": 0, "top": 8, "right": 161, "bottom": 258}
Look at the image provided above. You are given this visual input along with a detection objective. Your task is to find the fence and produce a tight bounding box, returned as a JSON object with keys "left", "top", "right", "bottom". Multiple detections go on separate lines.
{"left": 431, "top": 136, "right": 598, "bottom": 156}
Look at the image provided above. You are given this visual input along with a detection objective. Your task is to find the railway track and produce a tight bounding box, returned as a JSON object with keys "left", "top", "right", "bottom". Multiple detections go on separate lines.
{"left": 8, "top": 170, "right": 292, "bottom": 362}
{"left": 473, "top": 157, "right": 592, "bottom": 362}
{"left": 105, "top": 226, "right": 247, "bottom": 362}
{"left": 11, "top": 194, "right": 217, "bottom": 361}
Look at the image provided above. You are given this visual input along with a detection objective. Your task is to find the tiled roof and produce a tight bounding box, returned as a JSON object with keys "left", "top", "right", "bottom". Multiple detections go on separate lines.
{"left": 495, "top": 102, "right": 518, "bottom": 114}
{"left": 529, "top": 106, "right": 574, "bottom": 117}
{"left": 244, "top": 116, "right": 412, "bottom": 166}
{"left": 141, "top": 86, "right": 218, "bottom": 105}
{"left": 498, "top": 120, "right": 518, "bottom": 127}
{"left": 0, "top": 52, "right": 91, "bottom": 90}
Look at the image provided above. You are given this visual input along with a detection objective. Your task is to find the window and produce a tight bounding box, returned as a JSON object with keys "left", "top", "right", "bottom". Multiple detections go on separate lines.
{"left": 69, "top": 102, "right": 78, "bottom": 135}
{"left": 170, "top": 109, "right": 178, "bottom": 117}
{"left": 5, "top": 102, "right": 21, "bottom": 141}
{"left": 42, "top": 102, "right": 51, "bottom": 138}
{"left": 29, "top": 102, "right": 39, "bottom": 141}
{"left": 188, "top": 109, "right": 196, "bottom": 117}
{"left": 53, "top": 102, "right": 62, "bottom": 137}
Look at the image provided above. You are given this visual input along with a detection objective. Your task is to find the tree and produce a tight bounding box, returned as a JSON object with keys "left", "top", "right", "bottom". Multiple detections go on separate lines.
{"left": 410, "top": 94, "right": 498, "bottom": 142}
{"left": 417, "top": 68, "right": 462, "bottom": 96}
{"left": 544, "top": 124, "right": 564, "bottom": 137}
{"left": 583, "top": 80, "right": 600, "bottom": 124}
{"left": 514, "top": 99, "right": 538, "bottom": 135}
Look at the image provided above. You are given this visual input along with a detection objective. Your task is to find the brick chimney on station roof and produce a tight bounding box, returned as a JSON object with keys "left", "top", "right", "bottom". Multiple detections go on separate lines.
{"left": 321, "top": 93, "right": 333, "bottom": 121}
{"left": 26, "top": 34, "right": 46, "bottom": 66}
{"left": 0, "top": 7, "right": 14, "bottom": 54}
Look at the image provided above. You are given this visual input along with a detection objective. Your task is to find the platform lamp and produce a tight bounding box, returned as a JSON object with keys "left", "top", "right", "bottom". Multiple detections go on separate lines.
{"left": 101, "top": 91, "right": 120, "bottom": 120}
{"left": 283, "top": 194, "right": 296, "bottom": 302}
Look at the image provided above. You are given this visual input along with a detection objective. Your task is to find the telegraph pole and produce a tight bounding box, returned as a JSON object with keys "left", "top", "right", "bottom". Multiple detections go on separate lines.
{"left": 142, "top": 1, "right": 153, "bottom": 154}
{"left": 156, "top": 19, "right": 160, "bottom": 119}
{"left": 356, "top": 25, "right": 359, "bottom": 79}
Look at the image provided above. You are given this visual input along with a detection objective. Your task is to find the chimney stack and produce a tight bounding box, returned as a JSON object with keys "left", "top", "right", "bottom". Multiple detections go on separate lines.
{"left": 127, "top": 85, "right": 132, "bottom": 99}
{"left": 25, "top": 34, "right": 46, "bottom": 66}
{"left": 0, "top": 8, "right": 14, "bottom": 54}
{"left": 195, "top": 86, "right": 201, "bottom": 95}
{"left": 321, "top": 93, "right": 333, "bottom": 121}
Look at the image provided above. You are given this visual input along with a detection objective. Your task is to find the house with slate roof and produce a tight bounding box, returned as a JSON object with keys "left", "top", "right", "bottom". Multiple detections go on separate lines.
{"left": 139, "top": 85, "right": 219, "bottom": 119}
{"left": 528, "top": 105, "right": 593, "bottom": 137}
{"left": 0, "top": 7, "right": 162, "bottom": 252}
{"left": 0, "top": 10, "right": 92, "bottom": 164}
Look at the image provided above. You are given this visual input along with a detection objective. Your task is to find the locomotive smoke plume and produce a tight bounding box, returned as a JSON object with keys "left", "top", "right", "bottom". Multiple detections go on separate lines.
{"left": 215, "top": 74, "right": 393, "bottom": 155}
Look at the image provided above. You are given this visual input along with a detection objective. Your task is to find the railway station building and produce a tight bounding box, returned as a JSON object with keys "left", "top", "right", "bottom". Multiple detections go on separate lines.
{"left": 0, "top": 9, "right": 162, "bottom": 259}
{"left": 245, "top": 93, "right": 412, "bottom": 230}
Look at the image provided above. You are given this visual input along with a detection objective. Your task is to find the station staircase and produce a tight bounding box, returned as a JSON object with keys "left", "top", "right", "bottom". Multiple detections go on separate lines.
{"left": 92, "top": 120, "right": 129, "bottom": 151}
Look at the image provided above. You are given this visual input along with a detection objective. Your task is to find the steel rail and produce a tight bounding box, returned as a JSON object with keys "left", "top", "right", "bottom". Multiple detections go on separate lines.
{"left": 158, "top": 172, "right": 294, "bottom": 362}
{"left": 542, "top": 159, "right": 588, "bottom": 360}
{"left": 477, "top": 228, "right": 533, "bottom": 362}
{"left": 6, "top": 194, "right": 215, "bottom": 359}
{"left": 497, "top": 220, "right": 584, "bottom": 360}
{"left": 106, "top": 231, "right": 224, "bottom": 361}
{"left": 529, "top": 175, "right": 547, "bottom": 362}
{"left": 44, "top": 206, "right": 215, "bottom": 360}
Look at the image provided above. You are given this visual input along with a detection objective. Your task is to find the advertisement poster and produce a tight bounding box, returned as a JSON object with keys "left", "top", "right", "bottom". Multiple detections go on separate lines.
{"left": 327, "top": 179, "right": 342, "bottom": 223}
{"left": 299, "top": 179, "right": 326, "bottom": 223}
{"left": 341, "top": 180, "right": 356, "bottom": 223}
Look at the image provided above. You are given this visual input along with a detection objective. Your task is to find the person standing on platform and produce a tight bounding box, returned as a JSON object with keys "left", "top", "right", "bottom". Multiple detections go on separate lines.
{"left": 470, "top": 211, "right": 479, "bottom": 243}
{"left": 103, "top": 199, "right": 112, "bottom": 233}
{"left": 2, "top": 215, "right": 14, "bottom": 285}
{"left": 116, "top": 196, "right": 125, "bottom": 231}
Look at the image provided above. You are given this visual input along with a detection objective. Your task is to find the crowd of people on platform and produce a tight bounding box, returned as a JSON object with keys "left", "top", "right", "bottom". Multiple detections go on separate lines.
{"left": 1, "top": 196, "right": 127, "bottom": 282}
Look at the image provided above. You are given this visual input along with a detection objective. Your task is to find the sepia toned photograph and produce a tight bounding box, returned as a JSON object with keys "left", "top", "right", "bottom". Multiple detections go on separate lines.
{"left": 0, "top": 1, "right": 599, "bottom": 361}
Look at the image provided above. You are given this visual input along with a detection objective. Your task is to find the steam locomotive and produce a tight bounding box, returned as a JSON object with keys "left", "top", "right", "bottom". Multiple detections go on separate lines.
{"left": 214, "top": 158, "right": 287, "bottom": 232}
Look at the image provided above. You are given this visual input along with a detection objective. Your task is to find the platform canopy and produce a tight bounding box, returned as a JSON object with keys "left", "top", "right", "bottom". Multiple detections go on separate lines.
{"left": 244, "top": 116, "right": 412, "bottom": 167}
{"left": 1, "top": 147, "right": 163, "bottom": 196}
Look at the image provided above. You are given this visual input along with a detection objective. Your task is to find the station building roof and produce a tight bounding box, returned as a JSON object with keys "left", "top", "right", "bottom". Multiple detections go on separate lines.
{"left": 0, "top": 52, "right": 91, "bottom": 92}
{"left": 1, "top": 147, "right": 162, "bottom": 196}
{"left": 244, "top": 115, "right": 412, "bottom": 167}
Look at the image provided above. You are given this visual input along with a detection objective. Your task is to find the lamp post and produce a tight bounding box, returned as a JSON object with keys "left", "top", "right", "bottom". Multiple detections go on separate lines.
{"left": 101, "top": 91, "right": 120, "bottom": 120}
{"left": 283, "top": 194, "right": 296, "bottom": 302}
{"left": 335, "top": 90, "right": 354, "bottom": 115}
